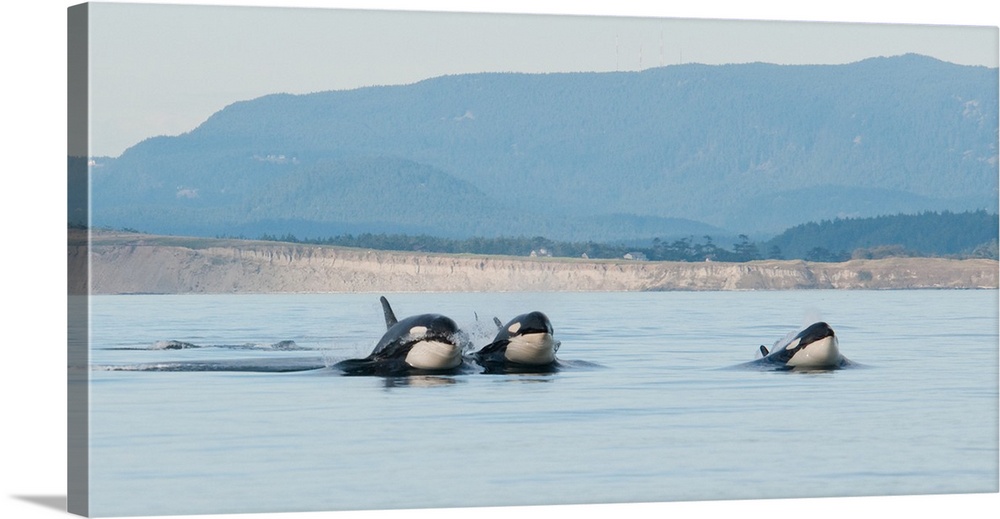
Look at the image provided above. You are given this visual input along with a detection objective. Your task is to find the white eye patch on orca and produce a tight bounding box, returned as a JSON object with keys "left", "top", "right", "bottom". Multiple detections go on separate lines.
{"left": 507, "top": 322, "right": 522, "bottom": 334}
{"left": 409, "top": 326, "right": 428, "bottom": 337}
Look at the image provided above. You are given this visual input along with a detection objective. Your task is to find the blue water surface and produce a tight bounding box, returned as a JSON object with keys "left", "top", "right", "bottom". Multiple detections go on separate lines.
{"left": 83, "top": 290, "right": 999, "bottom": 517}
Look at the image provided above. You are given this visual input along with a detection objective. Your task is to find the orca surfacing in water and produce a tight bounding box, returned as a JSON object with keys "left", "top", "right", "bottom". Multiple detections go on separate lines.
{"left": 741, "top": 321, "right": 854, "bottom": 371}
{"left": 472, "top": 311, "right": 561, "bottom": 373}
{"left": 334, "top": 296, "right": 471, "bottom": 376}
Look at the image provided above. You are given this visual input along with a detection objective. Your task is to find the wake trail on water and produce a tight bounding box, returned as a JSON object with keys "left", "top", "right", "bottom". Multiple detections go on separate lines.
{"left": 93, "top": 357, "right": 333, "bottom": 373}
{"left": 103, "top": 339, "right": 323, "bottom": 351}
{"left": 93, "top": 338, "right": 364, "bottom": 373}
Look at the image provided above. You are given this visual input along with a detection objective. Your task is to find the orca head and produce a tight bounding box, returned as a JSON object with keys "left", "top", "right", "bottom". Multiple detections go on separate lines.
{"left": 780, "top": 321, "right": 841, "bottom": 368}
{"left": 397, "top": 314, "right": 467, "bottom": 371}
{"left": 367, "top": 300, "right": 467, "bottom": 372}
{"left": 493, "top": 311, "right": 558, "bottom": 365}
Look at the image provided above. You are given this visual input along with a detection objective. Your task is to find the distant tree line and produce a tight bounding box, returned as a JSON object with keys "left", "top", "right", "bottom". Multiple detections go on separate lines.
{"left": 249, "top": 231, "right": 823, "bottom": 262}
{"left": 250, "top": 210, "right": 998, "bottom": 262}
{"left": 256, "top": 232, "right": 635, "bottom": 260}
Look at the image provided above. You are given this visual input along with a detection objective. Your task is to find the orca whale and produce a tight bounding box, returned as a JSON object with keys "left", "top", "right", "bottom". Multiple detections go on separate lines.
{"left": 472, "top": 311, "right": 561, "bottom": 373}
{"left": 334, "top": 296, "right": 471, "bottom": 376}
{"left": 743, "top": 321, "right": 852, "bottom": 370}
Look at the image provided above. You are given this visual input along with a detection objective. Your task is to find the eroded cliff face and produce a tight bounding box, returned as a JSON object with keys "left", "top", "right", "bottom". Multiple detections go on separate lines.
{"left": 70, "top": 232, "right": 999, "bottom": 294}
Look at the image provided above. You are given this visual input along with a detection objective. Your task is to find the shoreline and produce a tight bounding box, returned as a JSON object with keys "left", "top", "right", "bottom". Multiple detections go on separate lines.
{"left": 71, "top": 230, "right": 1000, "bottom": 294}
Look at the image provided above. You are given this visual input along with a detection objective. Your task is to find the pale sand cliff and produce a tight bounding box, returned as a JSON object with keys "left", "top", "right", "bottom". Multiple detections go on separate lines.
{"left": 69, "top": 231, "right": 999, "bottom": 294}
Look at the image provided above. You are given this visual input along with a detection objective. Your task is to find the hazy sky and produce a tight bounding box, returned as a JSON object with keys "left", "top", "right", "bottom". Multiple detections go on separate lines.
{"left": 84, "top": 1, "right": 999, "bottom": 157}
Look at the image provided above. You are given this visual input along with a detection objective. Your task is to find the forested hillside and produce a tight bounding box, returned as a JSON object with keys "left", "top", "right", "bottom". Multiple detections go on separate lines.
{"left": 88, "top": 54, "right": 998, "bottom": 241}
{"left": 763, "top": 210, "right": 998, "bottom": 261}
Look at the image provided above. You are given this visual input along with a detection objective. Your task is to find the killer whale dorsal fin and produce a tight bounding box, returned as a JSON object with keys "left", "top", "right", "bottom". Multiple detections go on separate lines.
{"left": 759, "top": 345, "right": 769, "bottom": 356}
{"left": 493, "top": 317, "right": 503, "bottom": 328}
{"left": 380, "top": 296, "right": 398, "bottom": 329}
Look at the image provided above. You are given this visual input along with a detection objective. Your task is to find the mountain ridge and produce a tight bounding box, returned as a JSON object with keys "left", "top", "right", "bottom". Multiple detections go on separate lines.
{"left": 88, "top": 54, "right": 999, "bottom": 241}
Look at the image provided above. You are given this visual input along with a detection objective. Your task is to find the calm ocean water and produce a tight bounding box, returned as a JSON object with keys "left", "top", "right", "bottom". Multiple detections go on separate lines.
{"left": 83, "top": 290, "right": 998, "bottom": 517}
